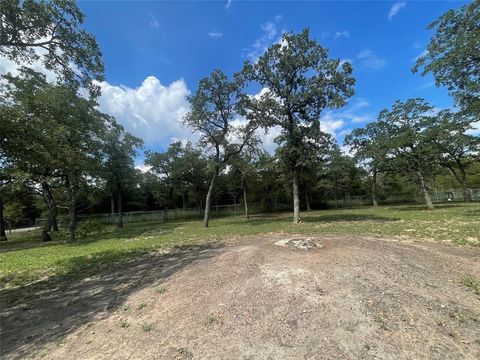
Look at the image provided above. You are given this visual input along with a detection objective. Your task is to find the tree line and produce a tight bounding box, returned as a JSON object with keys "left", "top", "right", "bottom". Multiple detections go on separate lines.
{"left": 0, "top": 1, "right": 478, "bottom": 241}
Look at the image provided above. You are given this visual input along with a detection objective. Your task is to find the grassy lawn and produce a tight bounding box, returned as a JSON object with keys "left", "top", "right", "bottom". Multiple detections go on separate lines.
{"left": 1, "top": 203, "right": 479, "bottom": 288}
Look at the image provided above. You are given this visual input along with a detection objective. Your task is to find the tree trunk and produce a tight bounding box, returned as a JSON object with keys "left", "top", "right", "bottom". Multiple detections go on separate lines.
{"left": 417, "top": 171, "right": 435, "bottom": 210}
{"left": 334, "top": 175, "right": 339, "bottom": 209}
{"left": 292, "top": 168, "right": 300, "bottom": 224}
{"left": 195, "top": 185, "right": 202, "bottom": 216}
{"left": 41, "top": 182, "right": 57, "bottom": 241}
{"left": 203, "top": 165, "right": 219, "bottom": 228}
{"left": 305, "top": 190, "right": 311, "bottom": 211}
{"left": 110, "top": 192, "right": 115, "bottom": 215}
{"left": 447, "top": 164, "right": 471, "bottom": 202}
{"left": 0, "top": 197, "right": 7, "bottom": 241}
{"left": 66, "top": 175, "right": 77, "bottom": 241}
{"left": 182, "top": 191, "right": 186, "bottom": 211}
{"left": 459, "top": 166, "right": 471, "bottom": 202}
{"left": 117, "top": 191, "right": 123, "bottom": 228}
{"left": 242, "top": 177, "right": 249, "bottom": 220}
{"left": 371, "top": 168, "right": 379, "bottom": 207}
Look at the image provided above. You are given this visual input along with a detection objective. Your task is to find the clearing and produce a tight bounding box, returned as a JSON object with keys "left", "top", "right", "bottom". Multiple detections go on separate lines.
{"left": 0, "top": 204, "right": 479, "bottom": 359}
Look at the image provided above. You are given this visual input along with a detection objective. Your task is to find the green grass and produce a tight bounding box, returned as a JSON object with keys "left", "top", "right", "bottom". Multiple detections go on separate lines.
{"left": 461, "top": 275, "right": 480, "bottom": 295}
{"left": 155, "top": 285, "right": 166, "bottom": 294}
{"left": 1, "top": 203, "right": 478, "bottom": 288}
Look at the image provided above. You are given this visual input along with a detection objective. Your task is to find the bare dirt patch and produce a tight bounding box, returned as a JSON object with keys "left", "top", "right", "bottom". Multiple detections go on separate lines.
{"left": 1, "top": 235, "right": 479, "bottom": 359}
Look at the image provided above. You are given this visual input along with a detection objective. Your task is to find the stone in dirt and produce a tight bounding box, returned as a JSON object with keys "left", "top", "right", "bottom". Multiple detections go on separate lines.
{"left": 274, "top": 237, "right": 324, "bottom": 250}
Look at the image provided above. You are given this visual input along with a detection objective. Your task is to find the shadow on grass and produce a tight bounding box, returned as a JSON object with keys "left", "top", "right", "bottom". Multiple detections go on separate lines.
{"left": 389, "top": 204, "right": 467, "bottom": 211}
{"left": 0, "top": 221, "right": 183, "bottom": 253}
{"left": 223, "top": 213, "right": 399, "bottom": 226}
{"left": 464, "top": 209, "right": 480, "bottom": 217}
{"left": 301, "top": 214, "right": 400, "bottom": 223}
{"left": 0, "top": 243, "right": 222, "bottom": 359}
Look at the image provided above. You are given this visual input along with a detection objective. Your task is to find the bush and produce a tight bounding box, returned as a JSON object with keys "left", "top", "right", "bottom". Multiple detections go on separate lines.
{"left": 49, "top": 219, "right": 105, "bottom": 241}
{"left": 76, "top": 219, "right": 104, "bottom": 239}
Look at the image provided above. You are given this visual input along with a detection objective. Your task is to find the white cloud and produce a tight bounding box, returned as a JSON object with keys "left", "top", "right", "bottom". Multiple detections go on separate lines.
{"left": 322, "top": 31, "right": 350, "bottom": 40}
{"left": 388, "top": 2, "right": 407, "bottom": 20}
{"left": 334, "top": 31, "right": 350, "bottom": 39}
{"left": 356, "top": 49, "right": 386, "bottom": 70}
{"left": 246, "top": 16, "right": 284, "bottom": 62}
{"left": 135, "top": 163, "right": 152, "bottom": 173}
{"left": 0, "top": 48, "right": 57, "bottom": 82}
{"left": 320, "top": 116, "right": 345, "bottom": 136}
{"left": 149, "top": 13, "right": 160, "bottom": 29}
{"left": 467, "top": 121, "right": 480, "bottom": 136}
{"left": 319, "top": 98, "right": 374, "bottom": 139}
{"left": 258, "top": 126, "right": 282, "bottom": 154}
{"left": 340, "top": 144, "right": 354, "bottom": 156}
{"left": 225, "top": 0, "right": 232, "bottom": 9}
{"left": 96, "top": 76, "right": 193, "bottom": 145}
{"left": 208, "top": 31, "right": 223, "bottom": 39}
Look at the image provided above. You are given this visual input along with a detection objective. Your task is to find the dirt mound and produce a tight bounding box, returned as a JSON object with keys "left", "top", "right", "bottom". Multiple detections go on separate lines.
{"left": 1, "top": 235, "right": 479, "bottom": 359}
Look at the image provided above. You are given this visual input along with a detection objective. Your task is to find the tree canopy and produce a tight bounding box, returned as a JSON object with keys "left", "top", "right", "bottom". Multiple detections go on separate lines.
{"left": 0, "top": 0, "right": 104, "bottom": 96}
{"left": 413, "top": 1, "right": 480, "bottom": 115}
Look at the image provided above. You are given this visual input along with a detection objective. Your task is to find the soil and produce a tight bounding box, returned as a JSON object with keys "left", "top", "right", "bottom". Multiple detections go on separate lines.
{"left": 1, "top": 235, "right": 479, "bottom": 359}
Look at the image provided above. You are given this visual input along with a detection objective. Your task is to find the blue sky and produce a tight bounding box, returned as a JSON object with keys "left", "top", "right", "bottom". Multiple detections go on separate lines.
{"left": 75, "top": 0, "right": 467, "bottom": 162}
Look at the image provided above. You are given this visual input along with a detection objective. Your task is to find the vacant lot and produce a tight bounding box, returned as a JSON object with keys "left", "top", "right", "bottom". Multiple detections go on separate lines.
{"left": 1, "top": 204, "right": 479, "bottom": 359}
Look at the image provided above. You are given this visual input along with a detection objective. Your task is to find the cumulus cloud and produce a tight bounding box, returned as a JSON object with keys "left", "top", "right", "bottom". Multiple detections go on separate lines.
{"left": 96, "top": 76, "right": 193, "bottom": 145}
{"left": 356, "top": 49, "right": 386, "bottom": 70}
{"left": 388, "top": 2, "right": 407, "bottom": 20}
{"left": 135, "top": 163, "right": 152, "bottom": 173}
{"left": 258, "top": 126, "right": 282, "bottom": 154}
{"left": 0, "top": 48, "right": 57, "bottom": 82}
{"left": 468, "top": 121, "right": 480, "bottom": 136}
{"left": 340, "top": 144, "right": 354, "bottom": 156}
{"left": 208, "top": 31, "right": 223, "bottom": 39}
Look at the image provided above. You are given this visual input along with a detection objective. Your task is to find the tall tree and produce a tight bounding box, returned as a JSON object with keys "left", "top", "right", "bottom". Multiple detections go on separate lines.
{"left": 1, "top": 69, "right": 111, "bottom": 240}
{"left": 379, "top": 99, "right": 440, "bottom": 210}
{"left": 319, "top": 147, "right": 362, "bottom": 209}
{"left": 103, "top": 124, "right": 142, "bottom": 228}
{"left": 345, "top": 120, "right": 390, "bottom": 207}
{"left": 242, "top": 29, "right": 355, "bottom": 223}
{"left": 145, "top": 142, "right": 185, "bottom": 211}
{"left": 180, "top": 142, "right": 210, "bottom": 213}
{"left": 146, "top": 141, "right": 209, "bottom": 213}
{"left": 413, "top": 1, "right": 479, "bottom": 115}
{"left": 0, "top": 69, "right": 64, "bottom": 241}
{"left": 184, "top": 69, "right": 260, "bottom": 227}
{"left": 431, "top": 109, "right": 480, "bottom": 202}
{"left": 0, "top": 0, "right": 104, "bottom": 96}
{"left": 228, "top": 149, "right": 261, "bottom": 220}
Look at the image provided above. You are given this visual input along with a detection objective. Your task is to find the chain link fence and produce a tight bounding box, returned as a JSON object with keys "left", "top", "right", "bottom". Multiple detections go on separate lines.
{"left": 33, "top": 188, "right": 479, "bottom": 229}
{"left": 34, "top": 203, "right": 290, "bottom": 229}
